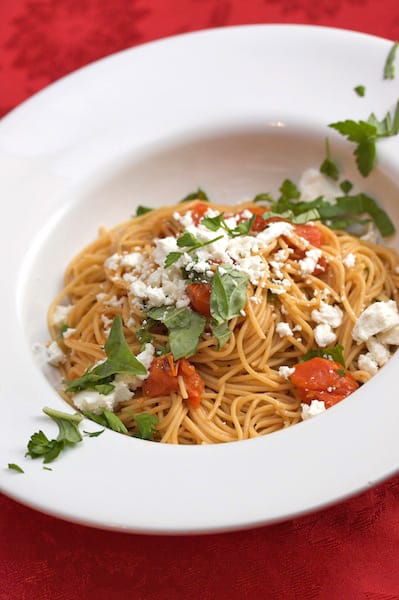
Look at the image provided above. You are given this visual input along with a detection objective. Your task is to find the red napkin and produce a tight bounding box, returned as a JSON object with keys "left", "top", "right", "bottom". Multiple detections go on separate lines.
{"left": 1, "top": 1, "right": 399, "bottom": 598}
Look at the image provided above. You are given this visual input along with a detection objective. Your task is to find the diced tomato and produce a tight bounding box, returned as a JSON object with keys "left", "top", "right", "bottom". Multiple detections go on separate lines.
{"left": 188, "top": 201, "right": 210, "bottom": 225}
{"left": 234, "top": 206, "right": 281, "bottom": 233}
{"left": 143, "top": 355, "right": 204, "bottom": 409}
{"left": 143, "top": 355, "right": 179, "bottom": 398}
{"left": 186, "top": 283, "right": 211, "bottom": 317}
{"left": 287, "top": 224, "right": 327, "bottom": 275}
{"left": 291, "top": 357, "right": 359, "bottom": 408}
{"left": 178, "top": 358, "right": 205, "bottom": 409}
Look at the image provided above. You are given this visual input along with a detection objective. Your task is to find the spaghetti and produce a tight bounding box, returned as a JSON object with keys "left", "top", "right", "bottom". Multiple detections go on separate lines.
{"left": 48, "top": 192, "right": 399, "bottom": 444}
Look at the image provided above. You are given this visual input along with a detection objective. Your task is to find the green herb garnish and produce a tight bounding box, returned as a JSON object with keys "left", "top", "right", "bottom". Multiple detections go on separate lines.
{"left": 179, "top": 188, "right": 209, "bottom": 203}
{"left": 26, "top": 408, "right": 83, "bottom": 464}
{"left": 340, "top": 180, "right": 353, "bottom": 195}
{"left": 384, "top": 41, "right": 398, "bottom": 79}
{"left": 354, "top": 85, "right": 366, "bottom": 97}
{"left": 133, "top": 413, "right": 159, "bottom": 440}
{"left": 301, "top": 344, "right": 345, "bottom": 367}
{"left": 164, "top": 231, "right": 224, "bottom": 268}
{"left": 83, "top": 429, "right": 105, "bottom": 437}
{"left": 320, "top": 138, "right": 339, "bottom": 181}
{"left": 135, "top": 206, "right": 153, "bottom": 216}
{"left": 329, "top": 101, "right": 399, "bottom": 176}
{"left": 8, "top": 463, "right": 24, "bottom": 473}
{"left": 82, "top": 410, "right": 128, "bottom": 433}
{"left": 336, "top": 369, "right": 346, "bottom": 377}
{"left": 279, "top": 179, "right": 300, "bottom": 201}
{"left": 147, "top": 306, "right": 206, "bottom": 360}
{"left": 201, "top": 212, "right": 256, "bottom": 237}
{"left": 64, "top": 316, "right": 146, "bottom": 393}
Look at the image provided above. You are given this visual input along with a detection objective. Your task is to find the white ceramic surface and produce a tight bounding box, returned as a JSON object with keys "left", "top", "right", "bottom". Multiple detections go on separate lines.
{"left": 1, "top": 25, "right": 399, "bottom": 534}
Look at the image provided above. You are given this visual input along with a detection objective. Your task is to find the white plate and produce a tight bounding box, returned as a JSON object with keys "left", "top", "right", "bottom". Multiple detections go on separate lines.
{"left": 1, "top": 25, "right": 399, "bottom": 534}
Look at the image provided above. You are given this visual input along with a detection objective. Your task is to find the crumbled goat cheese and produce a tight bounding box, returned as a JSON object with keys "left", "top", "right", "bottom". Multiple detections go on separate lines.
{"left": 314, "top": 324, "right": 337, "bottom": 347}
{"left": 298, "top": 249, "right": 322, "bottom": 276}
{"left": 126, "top": 317, "right": 136, "bottom": 328}
{"left": 119, "top": 252, "right": 143, "bottom": 268}
{"left": 301, "top": 400, "right": 326, "bottom": 420}
{"left": 52, "top": 304, "right": 72, "bottom": 326}
{"left": 278, "top": 366, "right": 295, "bottom": 379}
{"left": 276, "top": 322, "right": 293, "bottom": 337}
{"left": 73, "top": 380, "right": 132, "bottom": 414}
{"left": 352, "top": 300, "right": 399, "bottom": 343}
{"left": 377, "top": 324, "right": 399, "bottom": 345}
{"left": 366, "top": 336, "right": 390, "bottom": 366}
{"left": 101, "top": 315, "right": 113, "bottom": 334}
{"left": 311, "top": 301, "right": 343, "bottom": 328}
{"left": 358, "top": 353, "right": 378, "bottom": 376}
{"left": 299, "top": 168, "right": 341, "bottom": 203}
{"left": 343, "top": 253, "right": 356, "bottom": 268}
{"left": 104, "top": 253, "right": 121, "bottom": 271}
{"left": 47, "top": 341, "right": 66, "bottom": 366}
{"left": 62, "top": 327, "right": 76, "bottom": 339}
{"left": 250, "top": 295, "right": 261, "bottom": 304}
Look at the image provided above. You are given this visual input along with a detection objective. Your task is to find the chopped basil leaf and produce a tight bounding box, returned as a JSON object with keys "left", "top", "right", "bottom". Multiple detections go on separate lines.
{"left": 301, "top": 344, "right": 345, "bottom": 367}
{"left": 133, "top": 413, "right": 158, "bottom": 440}
{"left": 210, "top": 267, "right": 248, "bottom": 325}
{"left": 65, "top": 316, "right": 147, "bottom": 393}
{"left": 210, "top": 321, "right": 231, "bottom": 349}
{"left": 384, "top": 41, "right": 398, "bottom": 79}
{"left": 82, "top": 409, "right": 128, "bottom": 433}
{"left": 83, "top": 429, "right": 105, "bottom": 437}
{"left": 292, "top": 209, "right": 321, "bottom": 224}
{"left": 43, "top": 407, "right": 83, "bottom": 444}
{"left": 147, "top": 306, "right": 206, "bottom": 360}
{"left": 320, "top": 138, "right": 339, "bottom": 181}
{"left": 26, "top": 408, "right": 84, "bottom": 464}
{"left": 354, "top": 85, "right": 365, "bottom": 97}
{"left": 179, "top": 188, "right": 209, "bottom": 203}
{"left": 135, "top": 319, "right": 156, "bottom": 346}
{"left": 43, "top": 466, "right": 53, "bottom": 471}
{"left": 135, "top": 206, "right": 153, "bottom": 216}
{"left": 8, "top": 463, "right": 24, "bottom": 473}
{"left": 340, "top": 179, "right": 353, "bottom": 194}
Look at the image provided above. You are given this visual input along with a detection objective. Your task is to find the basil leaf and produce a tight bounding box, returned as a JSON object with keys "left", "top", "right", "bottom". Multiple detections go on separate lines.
{"left": 135, "top": 319, "right": 156, "bottom": 346}
{"left": 147, "top": 306, "right": 206, "bottom": 360}
{"left": 8, "top": 463, "right": 24, "bottom": 473}
{"left": 65, "top": 316, "right": 147, "bottom": 392}
{"left": 384, "top": 41, "right": 398, "bottom": 79}
{"left": 103, "top": 410, "right": 128, "bottom": 434}
{"left": 210, "top": 321, "right": 231, "bottom": 349}
{"left": 83, "top": 429, "right": 104, "bottom": 437}
{"left": 179, "top": 188, "right": 209, "bottom": 203}
{"left": 135, "top": 206, "right": 153, "bottom": 216}
{"left": 354, "top": 85, "right": 365, "bottom": 97}
{"left": 292, "top": 209, "right": 320, "bottom": 224}
{"left": 210, "top": 267, "right": 248, "bottom": 324}
{"left": 43, "top": 407, "right": 83, "bottom": 444}
{"left": 133, "top": 413, "right": 158, "bottom": 440}
{"left": 301, "top": 344, "right": 345, "bottom": 367}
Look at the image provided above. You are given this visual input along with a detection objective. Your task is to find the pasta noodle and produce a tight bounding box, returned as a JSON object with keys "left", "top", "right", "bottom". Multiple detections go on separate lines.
{"left": 48, "top": 197, "right": 399, "bottom": 444}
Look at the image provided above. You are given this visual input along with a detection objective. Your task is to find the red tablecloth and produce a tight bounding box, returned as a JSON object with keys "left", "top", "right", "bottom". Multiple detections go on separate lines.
{"left": 1, "top": 2, "right": 399, "bottom": 598}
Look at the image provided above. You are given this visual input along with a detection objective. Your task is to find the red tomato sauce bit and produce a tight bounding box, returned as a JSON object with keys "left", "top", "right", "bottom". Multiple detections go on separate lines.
{"left": 143, "top": 355, "right": 204, "bottom": 409}
{"left": 186, "top": 283, "right": 211, "bottom": 317}
{"left": 186, "top": 201, "right": 210, "bottom": 225}
{"left": 291, "top": 357, "right": 359, "bottom": 408}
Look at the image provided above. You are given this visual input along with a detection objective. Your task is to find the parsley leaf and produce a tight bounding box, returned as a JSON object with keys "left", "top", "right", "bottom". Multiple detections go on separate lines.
{"left": 65, "top": 316, "right": 147, "bottom": 393}
{"left": 340, "top": 179, "right": 353, "bottom": 194}
{"left": 164, "top": 232, "right": 224, "bottom": 268}
{"left": 210, "top": 267, "right": 248, "bottom": 325}
{"left": 279, "top": 179, "right": 300, "bottom": 201}
{"left": 8, "top": 463, "right": 24, "bottom": 473}
{"left": 201, "top": 213, "right": 225, "bottom": 232}
{"left": 147, "top": 306, "right": 206, "bottom": 359}
{"left": 164, "top": 252, "right": 184, "bottom": 268}
{"left": 201, "top": 212, "right": 256, "bottom": 237}
{"left": 320, "top": 138, "right": 339, "bottom": 181}
{"left": 301, "top": 344, "right": 345, "bottom": 367}
{"left": 384, "top": 41, "right": 398, "bottom": 79}
{"left": 253, "top": 193, "right": 275, "bottom": 203}
{"left": 135, "top": 206, "right": 153, "bottom": 217}
{"left": 133, "top": 413, "right": 158, "bottom": 440}
{"left": 26, "top": 408, "right": 84, "bottom": 464}
{"left": 328, "top": 120, "right": 376, "bottom": 176}
{"left": 354, "top": 85, "right": 366, "bottom": 97}
{"left": 179, "top": 188, "right": 209, "bottom": 203}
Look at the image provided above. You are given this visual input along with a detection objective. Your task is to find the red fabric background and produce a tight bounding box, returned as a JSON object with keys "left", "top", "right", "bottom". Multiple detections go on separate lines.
{"left": 1, "top": 1, "right": 399, "bottom": 598}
